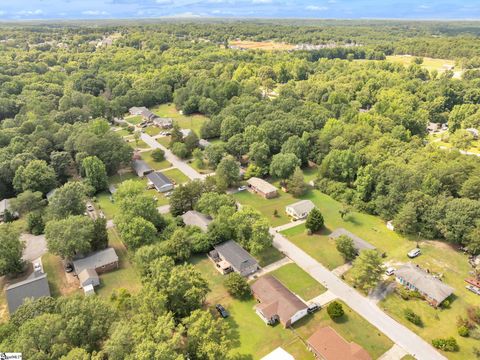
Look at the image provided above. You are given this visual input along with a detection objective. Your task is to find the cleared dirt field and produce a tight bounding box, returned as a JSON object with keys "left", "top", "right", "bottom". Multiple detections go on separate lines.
{"left": 230, "top": 40, "right": 295, "bottom": 51}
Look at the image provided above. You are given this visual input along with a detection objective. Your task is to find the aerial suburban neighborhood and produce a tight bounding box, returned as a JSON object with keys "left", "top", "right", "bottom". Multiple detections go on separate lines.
{"left": 0, "top": 12, "right": 480, "bottom": 360}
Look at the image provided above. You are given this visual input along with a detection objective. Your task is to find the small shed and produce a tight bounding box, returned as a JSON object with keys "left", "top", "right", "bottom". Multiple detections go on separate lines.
{"left": 78, "top": 268, "right": 100, "bottom": 288}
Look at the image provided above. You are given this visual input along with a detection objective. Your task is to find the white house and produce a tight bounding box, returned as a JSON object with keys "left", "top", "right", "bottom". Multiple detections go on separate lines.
{"left": 285, "top": 200, "right": 315, "bottom": 220}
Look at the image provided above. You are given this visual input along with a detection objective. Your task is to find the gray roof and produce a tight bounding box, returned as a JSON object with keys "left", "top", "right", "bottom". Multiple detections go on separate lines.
{"left": 199, "top": 139, "right": 211, "bottom": 148}
{"left": 132, "top": 159, "right": 153, "bottom": 177}
{"left": 6, "top": 272, "right": 50, "bottom": 313}
{"left": 78, "top": 268, "right": 99, "bottom": 284}
{"left": 329, "top": 228, "right": 376, "bottom": 252}
{"left": 286, "top": 200, "right": 315, "bottom": 216}
{"left": 214, "top": 240, "right": 258, "bottom": 273}
{"left": 182, "top": 210, "right": 212, "bottom": 232}
{"left": 73, "top": 248, "right": 118, "bottom": 274}
{"left": 395, "top": 263, "right": 454, "bottom": 304}
{"left": 153, "top": 117, "right": 173, "bottom": 126}
{"left": 146, "top": 171, "right": 173, "bottom": 190}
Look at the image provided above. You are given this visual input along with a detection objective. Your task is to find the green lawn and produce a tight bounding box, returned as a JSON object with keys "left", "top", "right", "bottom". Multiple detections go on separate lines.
{"left": 385, "top": 55, "right": 457, "bottom": 73}
{"left": 428, "top": 132, "right": 480, "bottom": 154}
{"left": 270, "top": 263, "right": 326, "bottom": 301}
{"left": 151, "top": 103, "right": 208, "bottom": 135}
{"left": 95, "top": 192, "right": 118, "bottom": 219}
{"left": 114, "top": 129, "right": 130, "bottom": 137}
{"left": 140, "top": 149, "right": 172, "bottom": 170}
{"left": 191, "top": 255, "right": 391, "bottom": 359}
{"left": 96, "top": 229, "right": 142, "bottom": 297}
{"left": 125, "top": 115, "right": 143, "bottom": 125}
{"left": 145, "top": 126, "right": 160, "bottom": 136}
{"left": 281, "top": 224, "right": 345, "bottom": 270}
{"left": 162, "top": 168, "right": 189, "bottom": 185}
{"left": 156, "top": 136, "right": 171, "bottom": 148}
{"left": 41, "top": 253, "right": 81, "bottom": 298}
{"left": 127, "top": 139, "right": 150, "bottom": 150}
{"left": 188, "top": 158, "right": 214, "bottom": 175}
{"left": 255, "top": 246, "right": 284, "bottom": 267}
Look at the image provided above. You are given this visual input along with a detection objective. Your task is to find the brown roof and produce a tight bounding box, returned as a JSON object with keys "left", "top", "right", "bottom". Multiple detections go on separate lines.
{"left": 247, "top": 177, "right": 278, "bottom": 195}
{"left": 308, "top": 327, "right": 371, "bottom": 360}
{"left": 251, "top": 275, "right": 307, "bottom": 326}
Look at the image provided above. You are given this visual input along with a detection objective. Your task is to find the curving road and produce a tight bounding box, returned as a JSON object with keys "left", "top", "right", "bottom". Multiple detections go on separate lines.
{"left": 270, "top": 228, "right": 446, "bottom": 360}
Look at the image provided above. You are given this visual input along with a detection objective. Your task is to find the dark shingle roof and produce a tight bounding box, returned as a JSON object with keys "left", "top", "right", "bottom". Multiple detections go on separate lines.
{"left": 73, "top": 248, "right": 118, "bottom": 274}
{"left": 146, "top": 171, "right": 172, "bottom": 189}
{"left": 214, "top": 240, "right": 258, "bottom": 273}
{"left": 181, "top": 210, "right": 211, "bottom": 232}
{"left": 132, "top": 159, "right": 153, "bottom": 177}
{"left": 329, "top": 228, "right": 375, "bottom": 252}
{"left": 6, "top": 273, "right": 50, "bottom": 313}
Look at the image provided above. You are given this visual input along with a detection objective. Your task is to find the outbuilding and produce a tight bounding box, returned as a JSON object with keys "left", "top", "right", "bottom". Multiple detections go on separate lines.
{"left": 78, "top": 268, "right": 100, "bottom": 288}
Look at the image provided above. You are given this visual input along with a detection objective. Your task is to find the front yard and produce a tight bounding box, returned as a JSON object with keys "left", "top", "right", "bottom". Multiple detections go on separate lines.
{"left": 162, "top": 168, "right": 189, "bottom": 185}
{"left": 139, "top": 149, "right": 172, "bottom": 170}
{"left": 151, "top": 103, "right": 208, "bottom": 135}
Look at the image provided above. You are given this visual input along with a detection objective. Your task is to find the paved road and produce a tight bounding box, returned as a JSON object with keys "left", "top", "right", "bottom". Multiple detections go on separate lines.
{"left": 273, "top": 220, "right": 306, "bottom": 232}
{"left": 141, "top": 133, "right": 206, "bottom": 180}
{"left": 270, "top": 229, "right": 446, "bottom": 360}
{"left": 21, "top": 233, "right": 47, "bottom": 261}
{"left": 378, "top": 344, "right": 408, "bottom": 360}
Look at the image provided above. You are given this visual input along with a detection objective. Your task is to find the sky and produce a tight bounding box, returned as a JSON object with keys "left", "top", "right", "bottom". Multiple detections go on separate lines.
{"left": 0, "top": 0, "right": 479, "bottom": 20}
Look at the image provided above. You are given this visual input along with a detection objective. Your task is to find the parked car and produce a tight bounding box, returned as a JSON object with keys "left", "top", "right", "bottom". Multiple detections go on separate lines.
{"left": 33, "top": 262, "right": 42, "bottom": 272}
{"left": 407, "top": 248, "right": 421, "bottom": 258}
{"left": 466, "top": 285, "right": 480, "bottom": 295}
{"left": 385, "top": 267, "right": 396, "bottom": 276}
{"left": 215, "top": 304, "right": 229, "bottom": 318}
{"left": 307, "top": 303, "right": 320, "bottom": 313}
{"left": 87, "top": 204, "right": 94, "bottom": 212}
{"left": 237, "top": 185, "right": 247, "bottom": 191}
{"left": 64, "top": 263, "right": 74, "bottom": 273}
{"left": 165, "top": 191, "right": 173, "bottom": 197}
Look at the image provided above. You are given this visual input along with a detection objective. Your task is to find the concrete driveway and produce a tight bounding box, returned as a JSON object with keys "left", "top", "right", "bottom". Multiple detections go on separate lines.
{"left": 21, "top": 233, "right": 47, "bottom": 262}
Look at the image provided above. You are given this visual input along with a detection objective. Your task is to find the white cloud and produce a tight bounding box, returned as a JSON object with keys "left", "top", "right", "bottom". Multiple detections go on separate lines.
{"left": 81, "top": 10, "right": 109, "bottom": 16}
{"left": 17, "top": 9, "right": 44, "bottom": 16}
{"left": 306, "top": 5, "right": 328, "bottom": 11}
{"left": 252, "top": 0, "right": 273, "bottom": 3}
{"left": 419, "top": 5, "right": 430, "bottom": 9}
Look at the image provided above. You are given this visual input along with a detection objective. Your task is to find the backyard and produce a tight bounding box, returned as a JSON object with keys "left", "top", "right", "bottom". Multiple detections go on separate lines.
{"left": 151, "top": 103, "right": 209, "bottom": 135}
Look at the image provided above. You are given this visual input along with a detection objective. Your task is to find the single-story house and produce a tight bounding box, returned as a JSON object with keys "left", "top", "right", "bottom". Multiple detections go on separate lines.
{"left": 286, "top": 200, "right": 315, "bottom": 220}
{"left": 466, "top": 128, "right": 479, "bottom": 140}
{"left": 78, "top": 268, "right": 100, "bottom": 288}
{"left": 129, "top": 106, "right": 146, "bottom": 116}
{"left": 6, "top": 272, "right": 51, "bottom": 313}
{"left": 247, "top": 177, "right": 278, "bottom": 199}
{"left": 83, "top": 284, "right": 95, "bottom": 296}
{"left": 0, "top": 198, "right": 18, "bottom": 222}
{"left": 209, "top": 240, "right": 259, "bottom": 276}
{"left": 251, "top": 275, "right": 308, "bottom": 327}
{"left": 132, "top": 159, "right": 153, "bottom": 177}
{"left": 329, "top": 228, "right": 376, "bottom": 253}
{"left": 73, "top": 247, "right": 119, "bottom": 275}
{"left": 395, "top": 263, "right": 454, "bottom": 307}
{"left": 199, "top": 139, "right": 211, "bottom": 149}
{"left": 129, "top": 106, "right": 156, "bottom": 121}
{"left": 181, "top": 210, "right": 212, "bottom": 232}
{"left": 261, "top": 347, "right": 294, "bottom": 360}
{"left": 152, "top": 117, "right": 173, "bottom": 129}
{"left": 146, "top": 171, "right": 174, "bottom": 192}
{"left": 180, "top": 129, "right": 193, "bottom": 138}
{"left": 307, "top": 326, "right": 371, "bottom": 360}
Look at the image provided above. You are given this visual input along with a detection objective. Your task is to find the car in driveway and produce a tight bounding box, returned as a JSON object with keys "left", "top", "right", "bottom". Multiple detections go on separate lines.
{"left": 215, "top": 304, "right": 229, "bottom": 318}
{"left": 407, "top": 248, "right": 421, "bottom": 258}
{"left": 307, "top": 303, "right": 320, "bottom": 313}
{"left": 33, "top": 262, "right": 42, "bottom": 273}
{"left": 64, "top": 263, "right": 74, "bottom": 273}
{"left": 237, "top": 185, "right": 247, "bottom": 191}
{"left": 466, "top": 285, "right": 480, "bottom": 295}
{"left": 385, "top": 267, "right": 396, "bottom": 276}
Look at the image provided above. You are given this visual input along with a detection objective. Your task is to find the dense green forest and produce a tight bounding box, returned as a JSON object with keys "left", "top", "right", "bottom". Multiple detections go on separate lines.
{"left": 1, "top": 20, "right": 480, "bottom": 359}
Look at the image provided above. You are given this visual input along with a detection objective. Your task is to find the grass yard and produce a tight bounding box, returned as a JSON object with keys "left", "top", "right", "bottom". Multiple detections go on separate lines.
{"left": 281, "top": 224, "right": 345, "bottom": 270}
{"left": 255, "top": 246, "right": 284, "bottom": 267}
{"left": 188, "top": 159, "right": 214, "bottom": 175}
{"left": 145, "top": 126, "right": 160, "bottom": 136}
{"left": 270, "top": 263, "right": 326, "bottom": 301}
{"left": 162, "top": 168, "right": 189, "bottom": 185}
{"left": 140, "top": 149, "right": 172, "bottom": 170}
{"left": 156, "top": 135, "right": 171, "bottom": 147}
{"left": 125, "top": 115, "right": 143, "bottom": 125}
{"left": 230, "top": 40, "right": 295, "bottom": 51}
{"left": 386, "top": 55, "right": 458, "bottom": 73}
{"left": 127, "top": 139, "right": 150, "bottom": 150}
{"left": 96, "top": 229, "right": 142, "bottom": 297}
{"left": 114, "top": 129, "right": 130, "bottom": 137}
{"left": 95, "top": 192, "right": 118, "bottom": 219}
{"left": 151, "top": 103, "right": 208, "bottom": 135}
{"left": 41, "top": 253, "right": 81, "bottom": 298}
{"left": 293, "top": 301, "right": 393, "bottom": 359}
{"left": 428, "top": 132, "right": 480, "bottom": 155}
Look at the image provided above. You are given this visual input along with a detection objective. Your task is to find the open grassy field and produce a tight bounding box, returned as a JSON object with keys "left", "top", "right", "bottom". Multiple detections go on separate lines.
{"left": 139, "top": 149, "right": 172, "bottom": 170}
{"left": 96, "top": 229, "right": 142, "bottom": 297}
{"left": 161, "top": 168, "right": 189, "bottom": 185}
{"left": 192, "top": 255, "right": 391, "bottom": 359}
{"left": 151, "top": 103, "right": 208, "bottom": 135}
{"left": 428, "top": 132, "right": 480, "bottom": 154}
{"left": 145, "top": 126, "right": 160, "bottom": 136}
{"left": 270, "top": 263, "right": 326, "bottom": 301}
{"left": 230, "top": 40, "right": 295, "bottom": 51}
{"left": 386, "top": 55, "right": 456, "bottom": 72}
{"left": 125, "top": 115, "right": 143, "bottom": 125}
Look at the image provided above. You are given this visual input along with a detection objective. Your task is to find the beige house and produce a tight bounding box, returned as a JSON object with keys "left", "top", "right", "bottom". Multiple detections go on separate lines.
{"left": 247, "top": 177, "right": 278, "bottom": 199}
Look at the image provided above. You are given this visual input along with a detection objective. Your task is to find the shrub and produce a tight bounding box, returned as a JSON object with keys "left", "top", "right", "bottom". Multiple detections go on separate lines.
{"left": 431, "top": 337, "right": 459, "bottom": 352}
{"left": 305, "top": 208, "right": 324, "bottom": 233}
{"left": 467, "top": 306, "right": 480, "bottom": 324}
{"left": 151, "top": 148, "right": 165, "bottom": 162}
{"left": 335, "top": 235, "right": 357, "bottom": 261}
{"left": 171, "top": 142, "right": 190, "bottom": 159}
{"left": 224, "top": 272, "right": 250, "bottom": 299}
{"left": 441, "top": 299, "right": 451, "bottom": 309}
{"left": 273, "top": 209, "right": 279, "bottom": 217}
{"left": 327, "top": 301, "right": 344, "bottom": 319}
{"left": 27, "top": 211, "right": 45, "bottom": 235}
{"left": 458, "top": 325, "right": 469, "bottom": 337}
{"left": 404, "top": 308, "right": 423, "bottom": 326}
{"left": 470, "top": 328, "right": 480, "bottom": 340}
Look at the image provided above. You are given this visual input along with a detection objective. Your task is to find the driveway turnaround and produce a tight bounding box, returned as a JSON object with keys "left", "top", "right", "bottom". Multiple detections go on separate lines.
{"left": 21, "top": 233, "right": 47, "bottom": 262}
{"left": 141, "top": 133, "right": 206, "bottom": 180}
{"left": 270, "top": 229, "right": 446, "bottom": 360}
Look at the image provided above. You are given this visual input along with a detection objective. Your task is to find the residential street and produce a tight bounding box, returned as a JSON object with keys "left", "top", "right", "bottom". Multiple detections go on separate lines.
{"left": 269, "top": 229, "right": 446, "bottom": 360}
{"left": 141, "top": 133, "right": 206, "bottom": 180}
